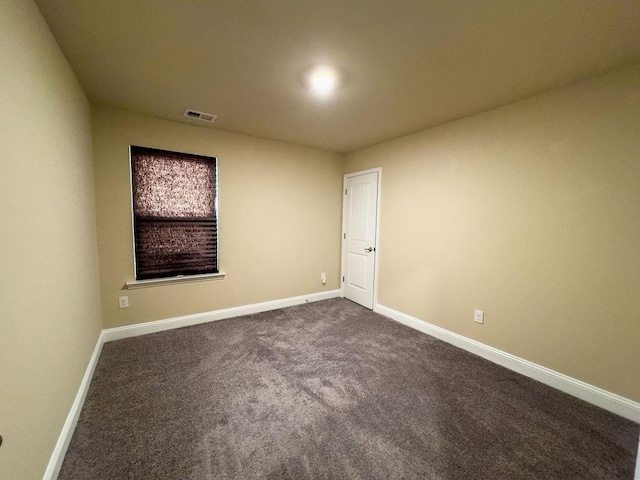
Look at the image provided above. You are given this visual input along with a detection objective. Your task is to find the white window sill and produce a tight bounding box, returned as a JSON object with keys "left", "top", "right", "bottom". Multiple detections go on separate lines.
{"left": 124, "top": 272, "right": 226, "bottom": 289}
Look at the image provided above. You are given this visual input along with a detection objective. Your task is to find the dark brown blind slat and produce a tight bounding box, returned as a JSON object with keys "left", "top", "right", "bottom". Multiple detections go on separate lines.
{"left": 131, "top": 146, "right": 218, "bottom": 280}
{"left": 134, "top": 216, "right": 217, "bottom": 223}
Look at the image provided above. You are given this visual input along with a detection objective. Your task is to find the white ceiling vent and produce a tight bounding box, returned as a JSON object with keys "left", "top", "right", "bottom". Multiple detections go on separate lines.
{"left": 184, "top": 109, "right": 217, "bottom": 123}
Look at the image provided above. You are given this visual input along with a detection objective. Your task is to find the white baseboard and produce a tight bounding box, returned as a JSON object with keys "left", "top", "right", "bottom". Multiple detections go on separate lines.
{"left": 43, "top": 331, "right": 105, "bottom": 480}
{"left": 102, "top": 289, "right": 342, "bottom": 342}
{"left": 636, "top": 438, "right": 640, "bottom": 480}
{"left": 374, "top": 304, "right": 640, "bottom": 424}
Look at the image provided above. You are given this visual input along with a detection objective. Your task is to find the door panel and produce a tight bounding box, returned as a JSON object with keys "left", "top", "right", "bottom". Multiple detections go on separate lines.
{"left": 349, "top": 184, "right": 370, "bottom": 241}
{"left": 343, "top": 171, "right": 378, "bottom": 309}
{"left": 347, "top": 252, "right": 367, "bottom": 290}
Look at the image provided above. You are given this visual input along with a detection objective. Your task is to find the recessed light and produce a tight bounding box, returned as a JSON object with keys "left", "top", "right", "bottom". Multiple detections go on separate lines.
{"left": 307, "top": 66, "right": 339, "bottom": 97}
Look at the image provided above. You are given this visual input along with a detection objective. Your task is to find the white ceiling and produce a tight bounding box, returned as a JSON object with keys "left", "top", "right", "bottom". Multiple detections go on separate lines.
{"left": 35, "top": 0, "right": 640, "bottom": 153}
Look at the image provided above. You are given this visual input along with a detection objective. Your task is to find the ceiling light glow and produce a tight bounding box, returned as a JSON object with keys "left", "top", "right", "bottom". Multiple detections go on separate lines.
{"left": 308, "top": 66, "right": 338, "bottom": 96}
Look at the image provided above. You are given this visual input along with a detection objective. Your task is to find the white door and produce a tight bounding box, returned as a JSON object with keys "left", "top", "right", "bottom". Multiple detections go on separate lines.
{"left": 342, "top": 171, "right": 379, "bottom": 309}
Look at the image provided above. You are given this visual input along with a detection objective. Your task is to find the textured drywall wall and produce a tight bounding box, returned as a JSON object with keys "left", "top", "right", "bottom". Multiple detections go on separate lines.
{"left": 0, "top": 0, "right": 103, "bottom": 478}
{"left": 92, "top": 105, "right": 343, "bottom": 328}
{"left": 345, "top": 64, "right": 640, "bottom": 402}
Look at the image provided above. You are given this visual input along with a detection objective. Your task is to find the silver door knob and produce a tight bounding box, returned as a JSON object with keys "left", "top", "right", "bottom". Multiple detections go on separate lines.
{"left": 364, "top": 247, "right": 373, "bottom": 253}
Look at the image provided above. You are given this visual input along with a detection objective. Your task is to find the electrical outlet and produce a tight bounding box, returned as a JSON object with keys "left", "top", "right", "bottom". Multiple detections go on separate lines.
{"left": 321, "top": 272, "right": 327, "bottom": 285}
{"left": 474, "top": 309, "right": 484, "bottom": 324}
{"left": 119, "top": 296, "right": 129, "bottom": 309}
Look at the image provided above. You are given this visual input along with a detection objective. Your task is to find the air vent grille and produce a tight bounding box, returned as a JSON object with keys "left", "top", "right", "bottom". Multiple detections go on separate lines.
{"left": 184, "top": 109, "right": 217, "bottom": 123}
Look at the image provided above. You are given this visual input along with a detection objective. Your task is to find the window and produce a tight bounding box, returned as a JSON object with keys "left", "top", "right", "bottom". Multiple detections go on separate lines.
{"left": 130, "top": 146, "right": 218, "bottom": 280}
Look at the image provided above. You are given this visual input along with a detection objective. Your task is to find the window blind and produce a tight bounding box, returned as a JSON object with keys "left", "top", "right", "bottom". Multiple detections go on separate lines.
{"left": 130, "top": 146, "right": 218, "bottom": 280}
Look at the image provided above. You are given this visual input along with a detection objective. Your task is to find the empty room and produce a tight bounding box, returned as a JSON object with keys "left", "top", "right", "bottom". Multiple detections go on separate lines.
{"left": 1, "top": 0, "right": 639, "bottom": 478}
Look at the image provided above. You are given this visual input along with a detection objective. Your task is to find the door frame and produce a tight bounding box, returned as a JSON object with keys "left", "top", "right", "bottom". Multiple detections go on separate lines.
{"left": 340, "top": 167, "right": 382, "bottom": 309}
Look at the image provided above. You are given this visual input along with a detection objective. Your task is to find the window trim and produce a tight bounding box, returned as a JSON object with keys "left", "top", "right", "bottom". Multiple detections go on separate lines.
{"left": 128, "top": 145, "right": 220, "bottom": 281}
{"left": 124, "top": 272, "right": 226, "bottom": 289}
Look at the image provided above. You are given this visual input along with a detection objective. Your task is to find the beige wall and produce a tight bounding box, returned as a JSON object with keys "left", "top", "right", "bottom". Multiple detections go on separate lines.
{"left": 345, "top": 63, "right": 640, "bottom": 402}
{"left": 92, "top": 105, "right": 343, "bottom": 328}
{"left": 0, "top": 0, "right": 103, "bottom": 478}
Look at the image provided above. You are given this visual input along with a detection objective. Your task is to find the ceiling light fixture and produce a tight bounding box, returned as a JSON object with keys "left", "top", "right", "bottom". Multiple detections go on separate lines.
{"left": 307, "top": 66, "right": 338, "bottom": 97}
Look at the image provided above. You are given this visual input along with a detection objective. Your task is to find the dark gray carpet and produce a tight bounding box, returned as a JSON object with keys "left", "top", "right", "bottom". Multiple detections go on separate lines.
{"left": 59, "top": 298, "right": 639, "bottom": 479}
